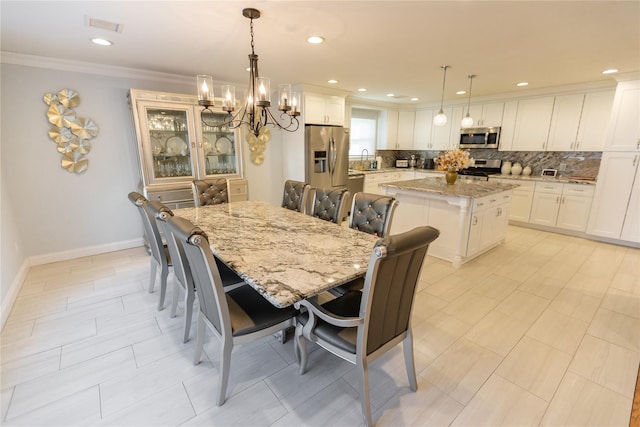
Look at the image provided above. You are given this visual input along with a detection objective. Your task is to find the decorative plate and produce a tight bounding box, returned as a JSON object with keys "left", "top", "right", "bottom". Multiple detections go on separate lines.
{"left": 203, "top": 137, "right": 213, "bottom": 155}
{"left": 215, "top": 136, "right": 233, "bottom": 154}
{"left": 166, "top": 136, "right": 187, "bottom": 156}
{"left": 151, "top": 137, "right": 163, "bottom": 155}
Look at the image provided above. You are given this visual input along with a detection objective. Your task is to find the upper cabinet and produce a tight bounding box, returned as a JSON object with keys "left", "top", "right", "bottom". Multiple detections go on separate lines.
{"left": 378, "top": 110, "right": 399, "bottom": 149}
{"left": 397, "top": 111, "right": 415, "bottom": 149}
{"left": 604, "top": 80, "right": 640, "bottom": 151}
{"left": 511, "top": 96, "right": 555, "bottom": 151}
{"left": 129, "top": 89, "right": 243, "bottom": 192}
{"left": 467, "top": 102, "right": 505, "bottom": 127}
{"left": 304, "top": 93, "right": 345, "bottom": 126}
{"left": 575, "top": 90, "right": 615, "bottom": 151}
{"left": 546, "top": 94, "right": 585, "bottom": 151}
{"left": 413, "top": 109, "right": 434, "bottom": 149}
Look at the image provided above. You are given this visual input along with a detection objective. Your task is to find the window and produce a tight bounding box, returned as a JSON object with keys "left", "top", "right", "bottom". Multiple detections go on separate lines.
{"left": 349, "top": 108, "right": 378, "bottom": 156}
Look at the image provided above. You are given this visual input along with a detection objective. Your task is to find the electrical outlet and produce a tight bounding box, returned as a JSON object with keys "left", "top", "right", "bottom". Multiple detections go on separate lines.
{"left": 559, "top": 163, "right": 567, "bottom": 171}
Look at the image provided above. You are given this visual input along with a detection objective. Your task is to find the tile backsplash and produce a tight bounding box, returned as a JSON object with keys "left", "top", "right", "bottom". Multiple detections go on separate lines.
{"left": 373, "top": 150, "right": 602, "bottom": 178}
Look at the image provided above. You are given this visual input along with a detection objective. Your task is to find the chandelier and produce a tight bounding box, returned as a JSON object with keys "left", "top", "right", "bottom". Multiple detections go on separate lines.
{"left": 196, "top": 8, "right": 300, "bottom": 146}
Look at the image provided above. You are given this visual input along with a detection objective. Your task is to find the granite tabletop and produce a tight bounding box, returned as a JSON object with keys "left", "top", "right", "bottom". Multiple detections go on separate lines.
{"left": 380, "top": 177, "right": 520, "bottom": 198}
{"left": 173, "top": 201, "right": 379, "bottom": 308}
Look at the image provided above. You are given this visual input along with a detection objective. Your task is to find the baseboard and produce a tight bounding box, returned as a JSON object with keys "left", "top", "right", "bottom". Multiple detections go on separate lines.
{"left": 1, "top": 258, "right": 30, "bottom": 330}
{"left": 29, "top": 238, "right": 144, "bottom": 266}
{"left": 1, "top": 238, "right": 145, "bottom": 331}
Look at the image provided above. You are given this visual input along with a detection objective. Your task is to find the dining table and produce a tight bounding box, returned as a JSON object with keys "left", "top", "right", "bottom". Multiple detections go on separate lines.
{"left": 173, "top": 201, "right": 379, "bottom": 308}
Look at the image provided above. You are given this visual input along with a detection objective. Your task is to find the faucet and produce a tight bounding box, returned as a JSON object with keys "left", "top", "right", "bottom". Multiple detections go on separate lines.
{"left": 360, "top": 149, "right": 369, "bottom": 170}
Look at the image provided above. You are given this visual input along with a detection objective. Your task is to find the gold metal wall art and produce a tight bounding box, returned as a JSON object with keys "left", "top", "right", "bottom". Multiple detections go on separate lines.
{"left": 44, "top": 89, "right": 98, "bottom": 173}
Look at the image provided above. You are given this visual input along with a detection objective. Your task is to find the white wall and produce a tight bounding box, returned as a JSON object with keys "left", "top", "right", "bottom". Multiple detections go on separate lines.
{"left": 0, "top": 56, "right": 286, "bottom": 327}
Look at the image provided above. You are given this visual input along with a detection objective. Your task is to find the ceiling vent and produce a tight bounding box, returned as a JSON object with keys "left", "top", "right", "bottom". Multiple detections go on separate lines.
{"left": 84, "top": 16, "right": 123, "bottom": 33}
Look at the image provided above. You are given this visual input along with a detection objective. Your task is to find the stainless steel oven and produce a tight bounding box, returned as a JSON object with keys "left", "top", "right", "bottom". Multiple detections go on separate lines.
{"left": 460, "top": 126, "right": 501, "bottom": 149}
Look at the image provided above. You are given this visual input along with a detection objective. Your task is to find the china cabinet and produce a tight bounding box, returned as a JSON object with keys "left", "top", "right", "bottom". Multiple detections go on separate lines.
{"left": 128, "top": 89, "right": 243, "bottom": 208}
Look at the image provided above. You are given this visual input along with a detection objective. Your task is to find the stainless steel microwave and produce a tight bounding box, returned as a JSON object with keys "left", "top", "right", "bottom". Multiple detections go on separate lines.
{"left": 460, "top": 126, "right": 501, "bottom": 149}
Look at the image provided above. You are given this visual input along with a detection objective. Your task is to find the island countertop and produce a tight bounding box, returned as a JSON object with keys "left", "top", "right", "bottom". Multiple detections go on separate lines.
{"left": 380, "top": 177, "right": 520, "bottom": 198}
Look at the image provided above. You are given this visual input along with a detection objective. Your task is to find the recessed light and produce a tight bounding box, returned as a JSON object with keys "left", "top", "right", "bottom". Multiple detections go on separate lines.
{"left": 90, "top": 38, "right": 113, "bottom": 46}
{"left": 456, "top": 90, "right": 466, "bottom": 95}
{"left": 386, "top": 93, "right": 395, "bottom": 97}
{"left": 602, "top": 68, "right": 619, "bottom": 74}
{"left": 306, "top": 36, "right": 325, "bottom": 44}
{"left": 328, "top": 79, "right": 338, "bottom": 84}
{"left": 411, "top": 97, "right": 419, "bottom": 101}
{"left": 357, "top": 88, "right": 367, "bottom": 92}
{"left": 517, "top": 82, "right": 529, "bottom": 87}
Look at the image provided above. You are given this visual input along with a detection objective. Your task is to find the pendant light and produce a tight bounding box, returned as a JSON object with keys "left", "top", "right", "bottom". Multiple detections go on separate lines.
{"left": 461, "top": 74, "right": 476, "bottom": 128}
{"left": 433, "top": 65, "right": 449, "bottom": 127}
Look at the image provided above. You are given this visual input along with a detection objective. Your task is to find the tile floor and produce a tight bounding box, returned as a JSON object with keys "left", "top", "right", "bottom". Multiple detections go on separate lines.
{"left": 1, "top": 226, "right": 639, "bottom": 426}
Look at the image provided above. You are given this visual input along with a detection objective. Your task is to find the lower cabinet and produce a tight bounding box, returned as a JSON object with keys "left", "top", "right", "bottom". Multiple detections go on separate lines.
{"left": 467, "top": 193, "right": 511, "bottom": 256}
{"left": 363, "top": 170, "right": 416, "bottom": 195}
{"left": 530, "top": 182, "right": 594, "bottom": 232}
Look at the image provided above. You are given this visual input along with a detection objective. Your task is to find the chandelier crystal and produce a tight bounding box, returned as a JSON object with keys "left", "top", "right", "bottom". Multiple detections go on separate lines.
{"left": 196, "top": 8, "right": 300, "bottom": 141}
{"left": 433, "top": 65, "right": 450, "bottom": 126}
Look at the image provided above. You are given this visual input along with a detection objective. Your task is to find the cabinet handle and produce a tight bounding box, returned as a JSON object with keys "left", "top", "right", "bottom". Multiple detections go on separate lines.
{"left": 637, "top": 139, "right": 639, "bottom": 149}
{"left": 473, "top": 216, "right": 478, "bottom": 225}
{"left": 561, "top": 196, "right": 565, "bottom": 204}
{"left": 556, "top": 196, "right": 560, "bottom": 203}
{"left": 490, "top": 198, "right": 497, "bottom": 203}
{"left": 542, "top": 142, "right": 546, "bottom": 149}
{"left": 634, "top": 155, "right": 638, "bottom": 167}
{"left": 477, "top": 202, "right": 484, "bottom": 207}
{"left": 576, "top": 141, "right": 580, "bottom": 149}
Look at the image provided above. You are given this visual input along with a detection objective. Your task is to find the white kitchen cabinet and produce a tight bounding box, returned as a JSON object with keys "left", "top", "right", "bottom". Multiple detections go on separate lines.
{"left": 575, "top": 90, "right": 615, "bottom": 151}
{"left": 620, "top": 164, "right": 640, "bottom": 242}
{"left": 546, "top": 94, "right": 585, "bottom": 151}
{"left": 587, "top": 152, "right": 640, "bottom": 243}
{"left": 397, "top": 111, "right": 415, "bottom": 149}
{"left": 467, "top": 102, "right": 505, "bottom": 127}
{"left": 498, "top": 101, "right": 518, "bottom": 151}
{"left": 467, "top": 192, "right": 511, "bottom": 256}
{"left": 512, "top": 97, "right": 555, "bottom": 151}
{"left": 363, "top": 170, "right": 415, "bottom": 194}
{"left": 492, "top": 178, "right": 535, "bottom": 222}
{"left": 531, "top": 182, "right": 594, "bottom": 232}
{"left": 378, "top": 110, "right": 399, "bottom": 149}
{"left": 447, "top": 106, "right": 465, "bottom": 147}
{"left": 431, "top": 107, "right": 457, "bottom": 150}
{"left": 413, "top": 109, "right": 434, "bottom": 149}
{"left": 604, "top": 80, "right": 640, "bottom": 151}
{"left": 304, "top": 93, "right": 345, "bottom": 126}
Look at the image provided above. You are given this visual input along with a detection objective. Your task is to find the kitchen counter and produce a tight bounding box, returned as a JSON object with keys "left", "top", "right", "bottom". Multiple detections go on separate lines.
{"left": 381, "top": 177, "right": 515, "bottom": 268}
{"left": 349, "top": 167, "right": 441, "bottom": 175}
{"left": 381, "top": 177, "right": 519, "bottom": 198}
{"left": 490, "top": 173, "right": 597, "bottom": 185}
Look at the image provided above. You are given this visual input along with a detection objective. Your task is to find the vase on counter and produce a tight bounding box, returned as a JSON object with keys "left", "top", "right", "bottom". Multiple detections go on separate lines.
{"left": 511, "top": 163, "right": 523, "bottom": 176}
{"left": 501, "top": 161, "right": 512, "bottom": 175}
{"left": 523, "top": 165, "right": 532, "bottom": 176}
{"left": 445, "top": 170, "right": 458, "bottom": 185}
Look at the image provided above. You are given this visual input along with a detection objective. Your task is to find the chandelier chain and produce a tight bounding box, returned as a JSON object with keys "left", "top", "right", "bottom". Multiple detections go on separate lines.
{"left": 250, "top": 18, "right": 255, "bottom": 55}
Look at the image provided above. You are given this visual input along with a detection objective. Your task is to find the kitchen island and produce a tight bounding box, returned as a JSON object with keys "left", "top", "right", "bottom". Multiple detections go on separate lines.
{"left": 381, "top": 177, "right": 519, "bottom": 267}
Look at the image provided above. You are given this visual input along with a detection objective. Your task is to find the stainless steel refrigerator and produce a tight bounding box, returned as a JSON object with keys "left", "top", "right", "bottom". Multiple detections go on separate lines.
{"left": 305, "top": 125, "right": 349, "bottom": 189}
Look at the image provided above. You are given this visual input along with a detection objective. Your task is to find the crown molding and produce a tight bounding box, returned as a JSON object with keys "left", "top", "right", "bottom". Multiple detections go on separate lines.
{"left": 0, "top": 51, "right": 197, "bottom": 85}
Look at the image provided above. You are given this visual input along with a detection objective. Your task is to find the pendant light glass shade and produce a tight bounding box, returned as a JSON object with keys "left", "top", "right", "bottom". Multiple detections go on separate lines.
{"left": 433, "top": 65, "right": 450, "bottom": 127}
{"left": 461, "top": 74, "right": 476, "bottom": 128}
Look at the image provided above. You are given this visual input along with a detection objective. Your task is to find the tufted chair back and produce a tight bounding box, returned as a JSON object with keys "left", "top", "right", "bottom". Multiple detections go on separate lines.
{"left": 192, "top": 178, "right": 229, "bottom": 207}
{"left": 282, "top": 180, "right": 311, "bottom": 213}
{"left": 311, "top": 187, "right": 349, "bottom": 225}
{"left": 349, "top": 192, "right": 399, "bottom": 238}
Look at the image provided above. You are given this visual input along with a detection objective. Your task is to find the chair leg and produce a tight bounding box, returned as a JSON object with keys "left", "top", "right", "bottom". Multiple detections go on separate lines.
{"left": 183, "top": 286, "right": 195, "bottom": 343}
{"left": 157, "top": 264, "right": 169, "bottom": 311}
{"left": 170, "top": 278, "right": 181, "bottom": 318}
{"left": 217, "top": 340, "right": 232, "bottom": 406}
{"left": 403, "top": 331, "right": 418, "bottom": 392}
{"left": 193, "top": 313, "right": 205, "bottom": 365}
{"left": 295, "top": 323, "right": 308, "bottom": 375}
{"left": 148, "top": 259, "right": 157, "bottom": 294}
{"left": 358, "top": 360, "right": 373, "bottom": 427}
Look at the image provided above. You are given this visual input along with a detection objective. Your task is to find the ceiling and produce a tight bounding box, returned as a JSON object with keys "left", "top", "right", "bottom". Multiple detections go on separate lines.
{"left": 2, "top": 1, "right": 639, "bottom": 105}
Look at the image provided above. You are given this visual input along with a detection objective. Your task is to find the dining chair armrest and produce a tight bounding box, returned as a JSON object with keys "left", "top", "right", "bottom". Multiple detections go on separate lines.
{"left": 297, "top": 298, "right": 363, "bottom": 328}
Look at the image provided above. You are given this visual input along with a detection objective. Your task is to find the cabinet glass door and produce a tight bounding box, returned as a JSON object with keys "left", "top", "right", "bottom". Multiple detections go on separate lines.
{"left": 196, "top": 109, "right": 240, "bottom": 178}
{"left": 140, "top": 105, "right": 196, "bottom": 184}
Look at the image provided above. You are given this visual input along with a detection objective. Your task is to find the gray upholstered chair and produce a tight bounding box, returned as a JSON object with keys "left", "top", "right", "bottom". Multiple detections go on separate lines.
{"left": 282, "top": 180, "right": 310, "bottom": 213}
{"left": 127, "top": 192, "right": 171, "bottom": 311}
{"left": 329, "top": 192, "right": 400, "bottom": 296}
{"left": 168, "top": 215, "right": 298, "bottom": 406}
{"left": 310, "top": 186, "right": 349, "bottom": 225}
{"left": 349, "top": 192, "right": 398, "bottom": 238}
{"left": 192, "top": 178, "right": 229, "bottom": 207}
{"left": 294, "top": 226, "right": 440, "bottom": 427}
{"left": 149, "top": 201, "right": 244, "bottom": 343}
